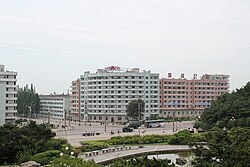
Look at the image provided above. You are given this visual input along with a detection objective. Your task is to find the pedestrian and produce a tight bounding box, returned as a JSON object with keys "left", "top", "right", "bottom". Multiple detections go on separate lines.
{"left": 118, "top": 129, "right": 120, "bottom": 134}
{"left": 163, "top": 129, "right": 165, "bottom": 133}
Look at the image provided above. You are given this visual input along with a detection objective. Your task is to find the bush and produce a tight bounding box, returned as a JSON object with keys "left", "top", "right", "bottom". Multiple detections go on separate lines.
{"left": 45, "top": 138, "right": 67, "bottom": 151}
{"left": 31, "top": 150, "right": 61, "bottom": 165}
{"left": 50, "top": 156, "right": 102, "bottom": 167}
{"left": 168, "top": 130, "right": 193, "bottom": 145}
{"left": 79, "top": 142, "right": 108, "bottom": 152}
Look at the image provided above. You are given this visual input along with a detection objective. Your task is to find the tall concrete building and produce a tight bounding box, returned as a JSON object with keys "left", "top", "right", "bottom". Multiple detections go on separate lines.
{"left": 80, "top": 66, "right": 160, "bottom": 123}
{"left": 39, "top": 94, "right": 70, "bottom": 123}
{"left": 70, "top": 79, "right": 81, "bottom": 121}
{"left": 0, "top": 65, "right": 18, "bottom": 125}
{"left": 160, "top": 73, "right": 230, "bottom": 118}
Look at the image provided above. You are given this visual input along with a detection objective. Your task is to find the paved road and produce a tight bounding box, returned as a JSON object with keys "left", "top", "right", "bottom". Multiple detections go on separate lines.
{"left": 79, "top": 145, "right": 191, "bottom": 164}
{"left": 30, "top": 118, "right": 193, "bottom": 146}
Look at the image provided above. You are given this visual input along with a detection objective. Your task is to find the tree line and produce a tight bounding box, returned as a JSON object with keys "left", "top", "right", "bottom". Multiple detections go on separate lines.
{"left": 17, "top": 84, "right": 40, "bottom": 118}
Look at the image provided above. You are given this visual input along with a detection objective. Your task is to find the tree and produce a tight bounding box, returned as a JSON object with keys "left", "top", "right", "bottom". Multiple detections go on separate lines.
{"left": 109, "top": 156, "right": 175, "bottom": 167}
{"left": 191, "top": 127, "right": 250, "bottom": 167}
{"left": 126, "top": 99, "right": 145, "bottom": 120}
{"left": 17, "top": 84, "right": 40, "bottom": 118}
{"left": 195, "top": 82, "right": 250, "bottom": 130}
{"left": 50, "top": 156, "right": 102, "bottom": 167}
{"left": 0, "top": 121, "right": 56, "bottom": 165}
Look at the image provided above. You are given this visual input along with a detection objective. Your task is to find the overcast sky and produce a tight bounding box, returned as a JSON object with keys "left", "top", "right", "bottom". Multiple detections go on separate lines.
{"left": 0, "top": 0, "right": 249, "bottom": 94}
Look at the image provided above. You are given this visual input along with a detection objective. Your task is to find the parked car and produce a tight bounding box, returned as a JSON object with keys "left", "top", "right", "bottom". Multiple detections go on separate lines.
{"left": 122, "top": 126, "right": 133, "bottom": 132}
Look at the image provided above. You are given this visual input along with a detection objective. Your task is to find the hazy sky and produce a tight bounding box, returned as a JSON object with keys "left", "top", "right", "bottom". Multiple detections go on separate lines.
{"left": 0, "top": 0, "right": 249, "bottom": 94}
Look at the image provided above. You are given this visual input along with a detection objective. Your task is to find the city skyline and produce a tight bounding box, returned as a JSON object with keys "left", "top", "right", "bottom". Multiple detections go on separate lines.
{"left": 1, "top": 0, "right": 249, "bottom": 94}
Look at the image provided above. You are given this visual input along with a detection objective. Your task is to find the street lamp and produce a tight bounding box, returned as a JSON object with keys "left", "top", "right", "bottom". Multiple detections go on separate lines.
{"left": 60, "top": 146, "right": 75, "bottom": 157}
{"left": 138, "top": 127, "right": 141, "bottom": 148}
{"left": 48, "top": 107, "right": 51, "bottom": 126}
{"left": 173, "top": 111, "right": 175, "bottom": 133}
{"left": 104, "top": 110, "right": 107, "bottom": 134}
{"left": 26, "top": 106, "right": 31, "bottom": 121}
{"left": 231, "top": 117, "right": 236, "bottom": 127}
{"left": 190, "top": 103, "right": 195, "bottom": 119}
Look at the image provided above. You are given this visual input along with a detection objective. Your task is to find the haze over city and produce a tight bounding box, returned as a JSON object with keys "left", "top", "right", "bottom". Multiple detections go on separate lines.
{"left": 0, "top": 0, "right": 249, "bottom": 94}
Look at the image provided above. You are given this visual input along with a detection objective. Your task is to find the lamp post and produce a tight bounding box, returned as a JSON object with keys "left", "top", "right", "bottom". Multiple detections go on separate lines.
{"left": 48, "top": 107, "right": 51, "bottom": 126}
{"left": 231, "top": 117, "right": 236, "bottom": 127}
{"left": 26, "top": 106, "right": 31, "bottom": 121}
{"left": 64, "top": 109, "right": 67, "bottom": 129}
{"left": 138, "top": 127, "right": 142, "bottom": 148}
{"left": 172, "top": 111, "right": 175, "bottom": 133}
{"left": 104, "top": 110, "right": 107, "bottom": 134}
{"left": 138, "top": 104, "right": 141, "bottom": 122}
{"left": 190, "top": 103, "right": 195, "bottom": 119}
{"left": 60, "top": 146, "right": 75, "bottom": 158}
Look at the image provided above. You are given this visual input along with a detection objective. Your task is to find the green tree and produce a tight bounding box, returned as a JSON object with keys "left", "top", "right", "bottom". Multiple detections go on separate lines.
{"left": 0, "top": 121, "right": 56, "bottom": 165}
{"left": 126, "top": 99, "right": 145, "bottom": 120}
{"left": 17, "top": 84, "right": 40, "bottom": 118}
{"left": 191, "top": 127, "right": 250, "bottom": 167}
{"left": 109, "top": 156, "right": 175, "bottom": 167}
{"left": 50, "top": 156, "right": 102, "bottom": 167}
{"left": 195, "top": 82, "right": 250, "bottom": 130}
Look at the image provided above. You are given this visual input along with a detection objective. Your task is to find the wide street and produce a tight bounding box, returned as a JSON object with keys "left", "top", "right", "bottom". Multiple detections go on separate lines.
{"left": 31, "top": 118, "right": 193, "bottom": 146}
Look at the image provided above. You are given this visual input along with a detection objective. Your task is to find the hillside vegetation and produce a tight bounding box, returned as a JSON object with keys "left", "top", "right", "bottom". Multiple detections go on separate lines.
{"left": 195, "top": 82, "right": 250, "bottom": 130}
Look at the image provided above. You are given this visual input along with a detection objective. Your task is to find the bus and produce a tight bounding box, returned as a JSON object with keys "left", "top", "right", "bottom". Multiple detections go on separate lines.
{"left": 145, "top": 119, "right": 165, "bottom": 128}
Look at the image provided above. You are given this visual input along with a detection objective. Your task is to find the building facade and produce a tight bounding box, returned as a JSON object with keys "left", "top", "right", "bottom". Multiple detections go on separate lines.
{"left": 39, "top": 94, "right": 70, "bottom": 123}
{"left": 0, "top": 65, "right": 18, "bottom": 125}
{"left": 160, "top": 73, "right": 230, "bottom": 118}
{"left": 70, "top": 79, "right": 81, "bottom": 122}
{"left": 80, "top": 66, "right": 160, "bottom": 123}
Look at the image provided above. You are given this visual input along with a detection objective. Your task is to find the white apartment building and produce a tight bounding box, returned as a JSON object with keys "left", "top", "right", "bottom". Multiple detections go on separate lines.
{"left": 0, "top": 65, "right": 17, "bottom": 125}
{"left": 80, "top": 66, "right": 160, "bottom": 123}
{"left": 39, "top": 94, "right": 70, "bottom": 122}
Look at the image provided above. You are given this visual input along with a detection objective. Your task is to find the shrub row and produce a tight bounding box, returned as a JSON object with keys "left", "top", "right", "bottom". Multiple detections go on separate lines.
{"left": 79, "top": 142, "right": 109, "bottom": 152}
{"left": 107, "top": 130, "right": 207, "bottom": 146}
{"left": 31, "top": 150, "right": 61, "bottom": 165}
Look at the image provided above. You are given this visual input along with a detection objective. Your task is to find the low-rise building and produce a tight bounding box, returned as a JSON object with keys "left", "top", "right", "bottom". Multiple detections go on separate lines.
{"left": 39, "top": 94, "right": 70, "bottom": 124}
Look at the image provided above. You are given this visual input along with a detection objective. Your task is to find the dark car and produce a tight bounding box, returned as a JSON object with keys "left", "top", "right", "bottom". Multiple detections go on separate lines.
{"left": 122, "top": 127, "right": 133, "bottom": 132}
{"left": 82, "top": 132, "right": 91, "bottom": 136}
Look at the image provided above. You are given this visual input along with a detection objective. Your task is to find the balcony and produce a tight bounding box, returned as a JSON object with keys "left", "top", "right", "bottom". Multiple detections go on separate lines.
{"left": 6, "top": 97, "right": 17, "bottom": 101}
{"left": 6, "top": 103, "right": 17, "bottom": 107}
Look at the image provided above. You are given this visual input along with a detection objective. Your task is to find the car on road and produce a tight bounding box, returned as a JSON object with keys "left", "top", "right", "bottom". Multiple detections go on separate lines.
{"left": 122, "top": 126, "right": 133, "bottom": 132}
{"left": 82, "top": 132, "right": 91, "bottom": 136}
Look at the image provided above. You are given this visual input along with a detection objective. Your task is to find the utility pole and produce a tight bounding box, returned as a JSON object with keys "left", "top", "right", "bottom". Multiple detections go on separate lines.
{"left": 173, "top": 111, "right": 175, "bottom": 133}
{"left": 64, "top": 109, "right": 67, "bottom": 129}
{"left": 68, "top": 110, "right": 71, "bottom": 128}
{"left": 48, "top": 109, "right": 50, "bottom": 126}
{"left": 27, "top": 106, "right": 31, "bottom": 121}
{"left": 104, "top": 110, "right": 107, "bottom": 134}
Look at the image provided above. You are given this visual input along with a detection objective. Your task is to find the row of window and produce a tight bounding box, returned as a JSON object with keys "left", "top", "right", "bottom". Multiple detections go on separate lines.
{"left": 162, "top": 105, "right": 210, "bottom": 108}
{"left": 86, "top": 76, "right": 158, "bottom": 80}
{"left": 88, "top": 116, "right": 122, "bottom": 121}
{"left": 161, "top": 82, "right": 228, "bottom": 86}
{"left": 160, "top": 110, "right": 202, "bottom": 115}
